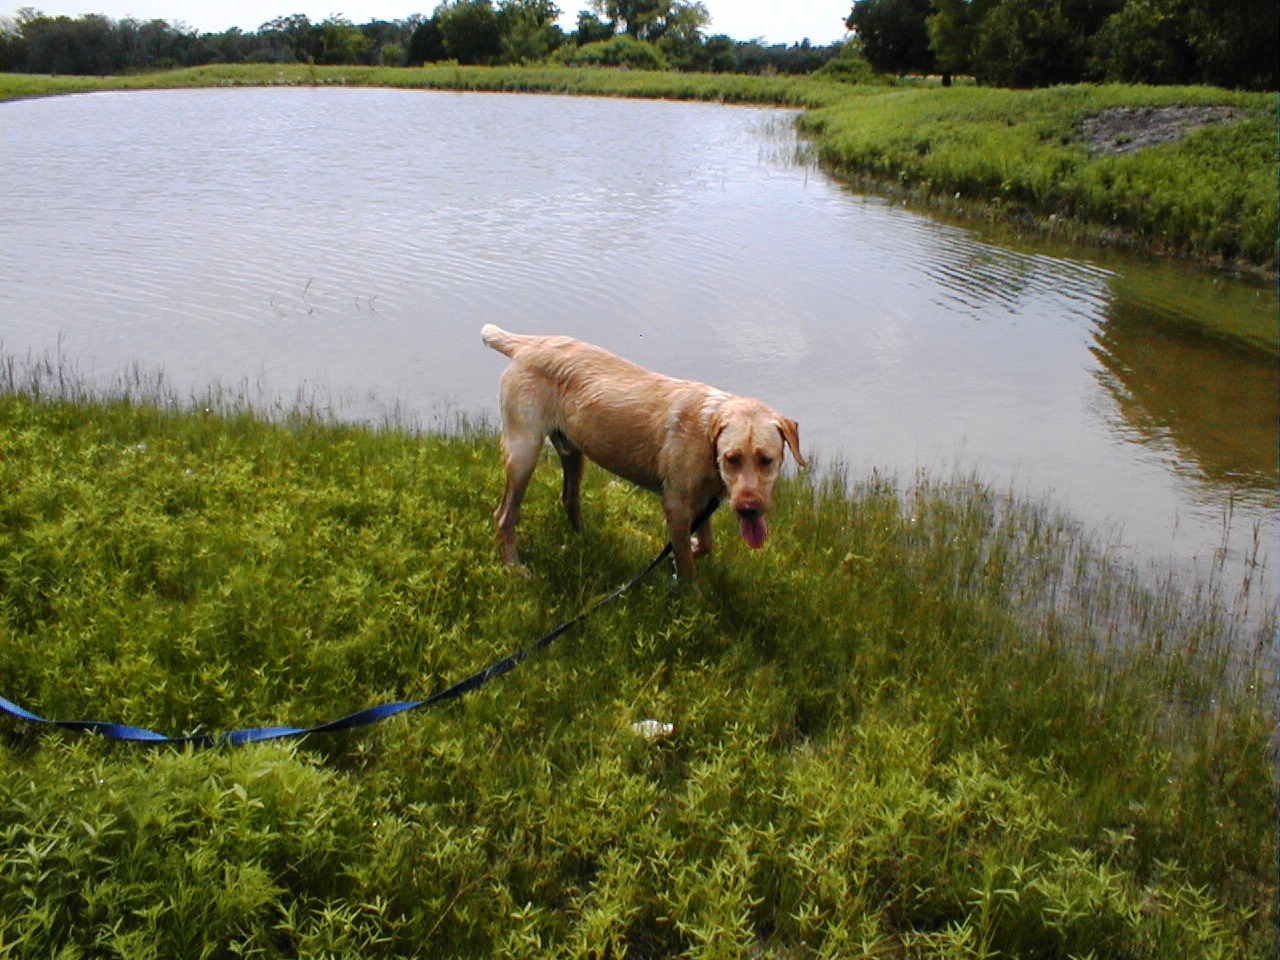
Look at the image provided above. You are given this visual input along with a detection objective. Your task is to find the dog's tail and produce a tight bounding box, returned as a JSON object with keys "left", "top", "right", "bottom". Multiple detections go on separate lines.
{"left": 481, "top": 324, "right": 535, "bottom": 359}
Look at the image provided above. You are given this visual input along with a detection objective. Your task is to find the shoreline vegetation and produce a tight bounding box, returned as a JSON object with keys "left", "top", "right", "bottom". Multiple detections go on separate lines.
{"left": 0, "top": 364, "right": 1275, "bottom": 957}
{"left": 1, "top": 63, "right": 1276, "bottom": 285}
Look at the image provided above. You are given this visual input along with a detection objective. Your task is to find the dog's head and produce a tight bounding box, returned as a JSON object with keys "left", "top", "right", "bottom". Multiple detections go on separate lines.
{"left": 711, "top": 398, "right": 805, "bottom": 549}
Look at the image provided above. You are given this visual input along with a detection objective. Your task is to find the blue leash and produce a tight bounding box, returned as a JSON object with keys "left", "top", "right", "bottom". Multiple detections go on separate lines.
{"left": 1, "top": 499, "right": 719, "bottom": 747}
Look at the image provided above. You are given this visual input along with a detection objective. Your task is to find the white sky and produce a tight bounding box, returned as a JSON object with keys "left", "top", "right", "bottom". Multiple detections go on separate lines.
{"left": 7, "top": 1, "right": 852, "bottom": 44}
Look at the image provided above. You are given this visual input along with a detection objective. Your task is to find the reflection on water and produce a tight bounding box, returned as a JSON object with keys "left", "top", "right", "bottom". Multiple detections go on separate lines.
{"left": 0, "top": 87, "right": 1274, "bottom": 610}
{"left": 1092, "top": 299, "right": 1278, "bottom": 496}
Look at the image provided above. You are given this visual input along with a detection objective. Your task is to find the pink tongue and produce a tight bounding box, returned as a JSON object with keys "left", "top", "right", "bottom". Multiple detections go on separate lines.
{"left": 738, "top": 513, "right": 768, "bottom": 549}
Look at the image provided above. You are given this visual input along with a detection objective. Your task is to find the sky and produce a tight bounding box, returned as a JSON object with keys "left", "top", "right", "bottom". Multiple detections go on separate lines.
{"left": 7, "top": 1, "right": 851, "bottom": 45}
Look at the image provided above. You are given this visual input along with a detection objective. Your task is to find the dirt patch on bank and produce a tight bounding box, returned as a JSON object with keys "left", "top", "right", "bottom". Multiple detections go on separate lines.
{"left": 1082, "top": 104, "right": 1243, "bottom": 155}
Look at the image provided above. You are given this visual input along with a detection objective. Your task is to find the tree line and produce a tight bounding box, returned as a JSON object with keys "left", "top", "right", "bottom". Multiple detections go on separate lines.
{"left": 3, "top": 0, "right": 1274, "bottom": 89}
{"left": 0, "top": 2, "right": 841, "bottom": 76}
{"left": 848, "top": 0, "right": 1276, "bottom": 90}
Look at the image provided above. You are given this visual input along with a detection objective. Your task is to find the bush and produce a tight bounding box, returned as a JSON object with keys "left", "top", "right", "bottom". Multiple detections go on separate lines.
{"left": 813, "top": 48, "right": 878, "bottom": 84}
{"left": 553, "top": 35, "right": 669, "bottom": 70}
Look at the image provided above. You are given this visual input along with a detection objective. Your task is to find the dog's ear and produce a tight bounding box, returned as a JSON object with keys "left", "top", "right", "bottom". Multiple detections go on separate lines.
{"left": 709, "top": 418, "right": 727, "bottom": 456}
{"left": 776, "top": 417, "right": 805, "bottom": 468}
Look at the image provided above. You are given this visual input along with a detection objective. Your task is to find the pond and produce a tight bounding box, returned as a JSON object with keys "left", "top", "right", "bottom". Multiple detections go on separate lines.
{"left": 1, "top": 86, "right": 1275, "bottom": 611}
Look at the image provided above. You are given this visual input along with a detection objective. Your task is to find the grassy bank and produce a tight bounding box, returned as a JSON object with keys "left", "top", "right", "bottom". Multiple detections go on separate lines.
{"left": 0, "top": 62, "right": 845, "bottom": 107}
{"left": 2, "top": 64, "right": 1276, "bottom": 273}
{"left": 1, "top": 390, "right": 1274, "bottom": 958}
{"left": 801, "top": 83, "right": 1279, "bottom": 270}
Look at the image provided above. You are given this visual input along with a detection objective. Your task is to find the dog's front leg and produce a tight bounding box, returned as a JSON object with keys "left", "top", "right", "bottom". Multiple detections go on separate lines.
{"left": 663, "top": 499, "right": 697, "bottom": 582}
{"left": 691, "top": 514, "right": 713, "bottom": 558}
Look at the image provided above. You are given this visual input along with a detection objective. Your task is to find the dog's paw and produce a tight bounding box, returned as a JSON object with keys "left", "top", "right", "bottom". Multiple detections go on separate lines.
{"left": 667, "top": 568, "right": 703, "bottom": 592}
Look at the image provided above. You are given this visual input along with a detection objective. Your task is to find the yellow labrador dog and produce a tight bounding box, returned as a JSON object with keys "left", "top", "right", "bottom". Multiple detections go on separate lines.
{"left": 482, "top": 324, "right": 804, "bottom": 581}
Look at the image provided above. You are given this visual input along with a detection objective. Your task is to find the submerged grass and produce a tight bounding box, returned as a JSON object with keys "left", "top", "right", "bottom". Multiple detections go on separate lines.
{"left": 1, "top": 379, "right": 1274, "bottom": 958}
{"left": 2, "top": 65, "right": 1275, "bottom": 275}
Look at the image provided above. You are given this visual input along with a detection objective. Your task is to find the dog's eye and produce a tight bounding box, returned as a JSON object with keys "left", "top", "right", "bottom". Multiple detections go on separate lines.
{"left": 724, "top": 453, "right": 743, "bottom": 468}
{"left": 759, "top": 455, "right": 775, "bottom": 468}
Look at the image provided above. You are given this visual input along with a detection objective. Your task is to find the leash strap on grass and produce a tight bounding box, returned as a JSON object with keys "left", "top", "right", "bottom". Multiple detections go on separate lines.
{"left": 1, "top": 498, "right": 720, "bottom": 748}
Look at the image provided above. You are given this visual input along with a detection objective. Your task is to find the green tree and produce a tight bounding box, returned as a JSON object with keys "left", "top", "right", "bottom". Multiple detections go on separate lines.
{"left": 1182, "top": 0, "right": 1277, "bottom": 90}
{"left": 1091, "top": 0, "right": 1277, "bottom": 90}
{"left": 655, "top": 0, "right": 710, "bottom": 66}
{"left": 260, "top": 13, "right": 317, "bottom": 62}
{"left": 435, "top": 0, "right": 503, "bottom": 63}
{"left": 926, "top": 0, "right": 998, "bottom": 82}
{"left": 589, "top": 0, "right": 709, "bottom": 42}
{"left": 1090, "top": 0, "right": 1195, "bottom": 84}
{"left": 2, "top": 8, "right": 207, "bottom": 72}
{"left": 313, "top": 16, "right": 371, "bottom": 64}
{"left": 11, "top": 11, "right": 95, "bottom": 73}
{"left": 496, "top": 0, "right": 563, "bottom": 62}
{"left": 973, "top": 0, "right": 1069, "bottom": 86}
{"left": 573, "top": 10, "right": 614, "bottom": 43}
{"left": 407, "top": 17, "right": 447, "bottom": 63}
{"left": 591, "top": 0, "right": 655, "bottom": 38}
{"left": 846, "top": 0, "right": 936, "bottom": 75}
{"left": 972, "top": 0, "right": 1121, "bottom": 86}
{"left": 693, "top": 34, "right": 737, "bottom": 72}
{"left": 359, "top": 18, "right": 414, "bottom": 66}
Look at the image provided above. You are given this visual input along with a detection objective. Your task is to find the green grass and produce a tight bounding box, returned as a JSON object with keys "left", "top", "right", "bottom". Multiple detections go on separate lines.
{"left": 1, "top": 381, "right": 1274, "bottom": 958}
{"left": 802, "top": 83, "right": 1279, "bottom": 269}
{"left": 0, "top": 63, "right": 846, "bottom": 108}
{"left": 3, "top": 64, "right": 1275, "bottom": 274}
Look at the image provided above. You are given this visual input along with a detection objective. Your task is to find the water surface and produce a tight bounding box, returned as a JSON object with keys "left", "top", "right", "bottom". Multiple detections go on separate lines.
{"left": 2, "top": 87, "right": 1274, "bottom": 605}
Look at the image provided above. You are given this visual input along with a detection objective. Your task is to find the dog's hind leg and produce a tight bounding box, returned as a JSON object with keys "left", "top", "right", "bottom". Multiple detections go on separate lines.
{"left": 496, "top": 430, "right": 543, "bottom": 567}
{"left": 550, "top": 430, "right": 584, "bottom": 532}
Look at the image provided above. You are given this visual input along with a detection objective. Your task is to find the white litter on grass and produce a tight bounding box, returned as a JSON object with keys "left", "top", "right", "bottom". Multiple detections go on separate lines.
{"left": 629, "top": 719, "right": 674, "bottom": 739}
